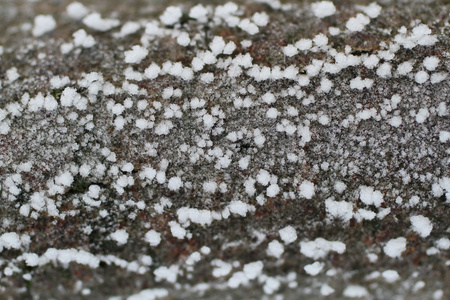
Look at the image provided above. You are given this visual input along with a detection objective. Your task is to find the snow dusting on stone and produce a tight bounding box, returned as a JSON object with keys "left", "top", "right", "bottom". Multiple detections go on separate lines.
{"left": 0, "top": 1, "right": 448, "bottom": 298}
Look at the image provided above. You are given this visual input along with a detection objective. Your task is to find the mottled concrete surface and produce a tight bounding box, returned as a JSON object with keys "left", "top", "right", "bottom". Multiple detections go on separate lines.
{"left": 0, "top": 0, "right": 449, "bottom": 299}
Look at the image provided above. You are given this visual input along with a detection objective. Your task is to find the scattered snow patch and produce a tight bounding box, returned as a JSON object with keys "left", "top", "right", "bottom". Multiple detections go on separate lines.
{"left": 267, "top": 240, "right": 284, "bottom": 258}
{"left": 32, "top": 15, "right": 56, "bottom": 37}
{"left": 83, "top": 13, "right": 120, "bottom": 31}
{"left": 311, "top": 1, "right": 336, "bottom": 18}
{"left": 410, "top": 215, "right": 433, "bottom": 238}
{"left": 304, "top": 261, "right": 324, "bottom": 276}
{"left": 160, "top": 6, "right": 182, "bottom": 26}
{"left": 279, "top": 226, "right": 297, "bottom": 244}
{"left": 124, "top": 45, "right": 149, "bottom": 64}
{"left": 110, "top": 229, "right": 129, "bottom": 245}
{"left": 300, "top": 238, "right": 346, "bottom": 259}
{"left": 299, "top": 180, "right": 315, "bottom": 199}
{"left": 384, "top": 237, "right": 407, "bottom": 258}
{"left": 66, "top": 2, "right": 89, "bottom": 20}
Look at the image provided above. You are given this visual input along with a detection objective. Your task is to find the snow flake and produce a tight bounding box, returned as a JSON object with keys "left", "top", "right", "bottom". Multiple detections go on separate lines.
{"left": 313, "top": 33, "right": 328, "bottom": 47}
{"left": 299, "top": 180, "right": 315, "bottom": 199}
{"left": 83, "top": 13, "right": 120, "bottom": 32}
{"left": 238, "top": 19, "right": 259, "bottom": 35}
{"left": 203, "top": 181, "right": 217, "bottom": 193}
{"left": 382, "top": 270, "right": 400, "bottom": 283}
{"left": 350, "top": 77, "right": 373, "bottom": 90}
{"left": 228, "top": 201, "right": 255, "bottom": 217}
{"left": 117, "top": 22, "right": 141, "bottom": 37}
{"left": 110, "top": 229, "right": 129, "bottom": 245}
{"left": 266, "top": 107, "right": 279, "bottom": 119}
{"left": 325, "top": 199, "right": 353, "bottom": 221}
{"left": 124, "top": 45, "right": 149, "bottom": 64}
{"left": 144, "top": 230, "right": 161, "bottom": 246}
{"left": 304, "top": 261, "right": 324, "bottom": 276}
{"left": 346, "top": 13, "right": 370, "bottom": 32}
{"left": 311, "top": 1, "right": 336, "bottom": 18}
{"left": 388, "top": 116, "right": 402, "bottom": 127}
{"left": 154, "top": 265, "right": 179, "bottom": 283}
{"left": 243, "top": 261, "right": 263, "bottom": 279}
{"left": 414, "top": 71, "right": 429, "bottom": 84}
{"left": 0, "top": 232, "right": 22, "bottom": 251}
{"left": 423, "top": 56, "right": 439, "bottom": 71}
{"left": 128, "top": 289, "right": 168, "bottom": 300}
{"left": 320, "top": 284, "right": 335, "bottom": 296}
{"left": 144, "top": 63, "right": 161, "bottom": 79}
{"left": 177, "top": 32, "right": 190, "bottom": 46}
{"left": 267, "top": 240, "right": 284, "bottom": 258}
{"left": 6, "top": 68, "right": 20, "bottom": 83}
{"left": 189, "top": 4, "right": 208, "bottom": 23}
{"left": 169, "top": 221, "right": 186, "bottom": 239}
{"left": 377, "top": 62, "right": 392, "bottom": 78}
{"left": 361, "top": 3, "right": 382, "bottom": 18}
{"left": 343, "top": 285, "right": 369, "bottom": 298}
{"left": 66, "top": 2, "right": 89, "bottom": 20}
{"left": 266, "top": 184, "right": 280, "bottom": 197}
{"left": 359, "top": 186, "right": 384, "bottom": 207}
{"left": 439, "top": 131, "right": 450, "bottom": 143}
{"left": 397, "top": 61, "right": 413, "bottom": 75}
{"left": 256, "top": 169, "right": 271, "bottom": 186}
{"left": 168, "top": 176, "right": 183, "bottom": 191}
{"left": 300, "top": 238, "right": 346, "bottom": 259}
{"left": 415, "top": 108, "right": 429, "bottom": 123}
{"left": 32, "top": 15, "right": 56, "bottom": 37}
{"left": 296, "top": 39, "right": 312, "bottom": 51}
{"left": 279, "top": 226, "right": 297, "bottom": 244}
{"left": 430, "top": 72, "right": 447, "bottom": 84}
{"left": 73, "top": 29, "right": 96, "bottom": 48}
{"left": 252, "top": 12, "right": 269, "bottom": 27}
{"left": 383, "top": 237, "right": 406, "bottom": 258}
{"left": 283, "top": 45, "right": 298, "bottom": 57}
{"left": 160, "top": 6, "right": 182, "bottom": 26}
{"left": 410, "top": 215, "right": 433, "bottom": 238}
{"left": 55, "top": 172, "right": 74, "bottom": 187}
{"left": 263, "top": 277, "right": 280, "bottom": 295}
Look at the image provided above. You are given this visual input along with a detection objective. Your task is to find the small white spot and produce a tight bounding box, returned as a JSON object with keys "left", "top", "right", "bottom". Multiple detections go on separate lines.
{"left": 311, "top": 1, "right": 336, "bottom": 18}
{"left": 144, "top": 230, "right": 161, "bottom": 246}
{"left": 83, "top": 13, "right": 120, "bottom": 32}
{"left": 66, "top": 2, "right": 89, "bottom": 20}
{"left": 124, "top": 45, "right": 149, "bottom": 64}
{"left": 383, "top": 237, "right": 407, "bottom": 258}
{"left": 410, "top": 215, "right": 433, "bottom": 238}
{"left": 267, "top": 240, "right": 284, "bottom": 258}
{"left": 32, "top": 15, "right": 56, "bottom": 37}
{"left": 278, "top": 226, "right": 297, "bottom": 244}
{"left": 415, "top": 71, "right": 429, "bottom": 84}
{"left": 283, "top": 44, "right": 298, "bottom": 57}
{"left": 343, "top": 285, "right": 369, "bottom": 298}
{"left": 168, "top": 177, "right": 183, "bottom": 191}
{"left": 382, "top": 270, "right": 400, "bottom": 283}
{"left": 299, "top": 180, "right": 315, "bottom": 199}
{"left": 177, "top": 32, "right": 190, "bottom": 46}
{"left": 110, "top": 229, "right": 129, "bottom": 245}
{"left": 160, "top": 6, "right": 182, "bottom": 25}
{"left": 377, "top": 62, "right": 392, "bottom": 78}
{"left": 415, "top": 108, "right": 429, "bottom": 123}
{"left": 423, "top": 56, "right": 439, "bottom": 71}
{"left": 304, "top": 261, "right": 324, "bottom": 276}
{"left": 266, "top": 107, "right": 279, "bottom": 119}
{"left": 266, "top": 183, "right": 280, "bottom": 197}
{"left": 346, "top": 13, "right": 370, "bottom": 32}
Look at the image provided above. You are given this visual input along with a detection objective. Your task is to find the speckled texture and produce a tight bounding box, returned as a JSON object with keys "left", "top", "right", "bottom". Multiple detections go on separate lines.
{"left": 0, "top": 1, "right": 449, "bottom": 299}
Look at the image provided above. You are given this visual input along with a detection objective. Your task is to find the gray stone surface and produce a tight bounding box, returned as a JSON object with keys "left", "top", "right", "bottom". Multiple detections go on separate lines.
{"left": 0, "top": 0, "right": 449, "bottom": 299}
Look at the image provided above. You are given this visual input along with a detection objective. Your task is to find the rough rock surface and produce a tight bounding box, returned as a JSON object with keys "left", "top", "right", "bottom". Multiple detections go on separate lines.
{"left": 0, "top": 0, "right": 449, "bottom": 299}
